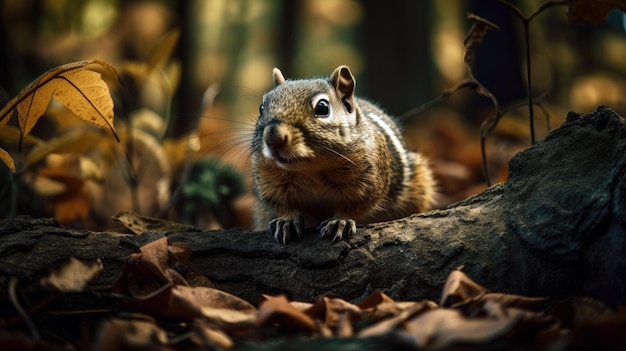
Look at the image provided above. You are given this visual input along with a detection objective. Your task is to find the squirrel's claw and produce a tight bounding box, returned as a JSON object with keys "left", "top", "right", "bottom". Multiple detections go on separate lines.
{"left": 269, "top": 217, "right": 303, "bottom": 244}
{"left": 319, "top": 218, "right": 357, "bottom": 242}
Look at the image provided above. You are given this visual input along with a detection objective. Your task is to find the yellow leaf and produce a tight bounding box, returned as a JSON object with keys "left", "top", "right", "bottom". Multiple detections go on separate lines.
{"left": 147, "top": 28, "right": 180, "bottom": 73}
{"left": 52, "top": 69, "right": 115, "bottom": 129}
{"left": 23, "top": 128, "right": 115, "bottom": 170}
{"left": 0, "top": 60, "right": 120, "bottom": 148}
{"left": 16, "top": 83, "right": 55, "bottom": 137}
{"left": 0, "top": 124, "right": 43, "bottom": 146}
{"left": 0, "top": 147, "right": 15, "bottom": 173}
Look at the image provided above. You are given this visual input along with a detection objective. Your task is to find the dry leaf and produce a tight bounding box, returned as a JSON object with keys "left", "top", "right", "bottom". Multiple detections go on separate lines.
{"left": 480, "top": 292, "right": 547, "bottom": 311}
{"left": 128, "top": 284, "right": 256, "bottom": 327}
{"left": 0, "top": 60, "right": 120, "bottom": 149}
{"left": 356, "top": 291, "right": 396, "bottom": 309}
{"left": 94, "top": 318, "right": 168, "bottom": 351}
{"left": 23, "top": 127, "right": 116, "bottom": 171}
{"left": 357, "top": 301, "right": 437, "bottom": 338}
{"left": 113, "top": 238, "right": 177, "bottom": 298}
{"left": 0, "top": 124, "right": 43, "bottom": 146}
{"left": 464, "top": 13, "right": 500, "bottom": 66}
{"left": 111, "top": 210, "right": 199, "bottom": 235}
{"left": 147, "top": 28, "right": 181, "bottom": 73}
{"left": 40, "top": 256, "right": 102, "bottom": 292}
{"left": 33, "top": 168, "right": 92, "bottom": 225}
{"left": 440, "top": 268, "right": 488, "bottom": 307}
{"left": 149, "top": 285, "right": 256, "bottom": 322}
{"left": 112, "top": 238, "right": 255, "bottom": 329}
{"left": 115, "top": 238, "right": 178, "bottom": 288}
{"left": 569, "top": 0, "right": 626, "bottom": 24}
{"left": 173, "top": 285, "right": 256, "bottom": 314}
{"left": 192, "top": 319, "right": 234, "bottom": 349}
{"left": 304, "top": 296, "right": 361, "bottom": 330}
{"left": 257, "top": 295, "right": 316, "bottom": 333}
{"left": 0, "top": 148, "right": 15, "bottom": 173}
{"left": 356, "top": 291, "right": 426, "bottom": 322}
{"left": 289, "top": 301, "right": 314, "bottom": 312}
{"left": 400, "top": 307, "right": 523, "bottom": 349}
{"left": 168, "top": 242, "right": 192, "bottom": 268}
{"left": 137, "top": 237, "right": 184, "bottom": 285}
{"left": 199, "top": 306, "right": 257, "bottom": 331}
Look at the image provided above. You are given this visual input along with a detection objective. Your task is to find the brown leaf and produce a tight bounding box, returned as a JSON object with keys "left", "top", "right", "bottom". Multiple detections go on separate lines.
{"left": 400, "top": 307, "right": 524, "bottom": 349}
{"left": 440, "top": 268, "right": 488, "bottom": 307}
{"left": 199, "top": 306, "right": 257, "bottom": 331}
{"left": 168, "top": 242, "right": 192, "bottom": 268}
{"left": 33, "top": 168, "right": 92, "bottom": 225}
{"left": 356, "top": 291, "right": 428, "bottom": 322}
{"left": 164, "top": 285, "right": 256, "bottom": 324}
{"left": 0, "top": 60, "right": 120, "bottom": 148}
{"left": 122, "top": 282, "right": 257, "bottom": 329}
{"left": 40, "top": 256, "right": 102, "bottom": 292}
{"left": 569, "top": 0, "right": 626, "bottom": 24}
{"left": 94, "top": 317, "right": 169, "bottom": 351}
{"left": 355, "top": 290, "right": 396, "bottom": 309}
{"left": 257, "top": 295, "right": 316, "bottom": 333}
{"left": 357, "top": 301, "right": 437, "bottom": 337}
{"left": 464, "top": 13, "right": 500, "bottom": 66}
{"left": 480, "top": 292, "right": 548, "bottom": 311}
{"left": 136, "top": 237, "right": 189, "bottom": 286}
{"left": 192, "top": 319, "right": 234, "bottom": 349}
{"left": 111, "top": 210, "right": 199, "bottom": 235}
{"left": 304, "top": 296, "right": 361, "bottom": 331}
{"left": 112, "top": 238, "right": 179, "bottom": 298}
{"left": 175, "top": 285, "right": 256, "bottom": 313}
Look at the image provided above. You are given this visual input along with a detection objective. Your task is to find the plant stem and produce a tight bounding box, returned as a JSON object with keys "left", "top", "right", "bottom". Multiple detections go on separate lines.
{"left": 495, "top": 0, "right": 567, "bottom": 144}
{"left": 523, "top": 23, "right": 536, "bottom": 144}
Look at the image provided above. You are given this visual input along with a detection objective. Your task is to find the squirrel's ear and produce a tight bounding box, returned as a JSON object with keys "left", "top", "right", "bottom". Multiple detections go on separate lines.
{"left": 330, "top": 65, "right": 355, "bottom": 101}
{"left": 273, "top": 68, "right": 285, "bottom": 86}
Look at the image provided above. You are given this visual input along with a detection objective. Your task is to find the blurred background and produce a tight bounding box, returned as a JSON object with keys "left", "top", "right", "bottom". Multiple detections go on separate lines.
{"left": 1, "top": 0, "right": 625, "bottom": 231}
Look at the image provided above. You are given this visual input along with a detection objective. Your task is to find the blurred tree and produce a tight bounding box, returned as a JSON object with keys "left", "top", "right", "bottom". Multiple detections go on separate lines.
{"left": 359, "top": 1, "right": 435, "bottom": 116}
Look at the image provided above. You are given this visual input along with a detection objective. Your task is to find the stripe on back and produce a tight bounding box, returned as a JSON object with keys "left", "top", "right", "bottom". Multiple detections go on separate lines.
{"left": 366, "top": 112, "right": 410, "bottom": 190}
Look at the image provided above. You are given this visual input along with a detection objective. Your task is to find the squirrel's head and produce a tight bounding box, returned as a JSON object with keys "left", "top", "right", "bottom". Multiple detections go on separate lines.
{"left": 253, "top": 65, "right": 361, "bottom": 171}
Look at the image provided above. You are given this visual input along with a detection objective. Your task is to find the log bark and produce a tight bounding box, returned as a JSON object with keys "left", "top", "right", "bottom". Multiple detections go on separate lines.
{"left": 1, "top": 105, "right": 625, "bottom": 308}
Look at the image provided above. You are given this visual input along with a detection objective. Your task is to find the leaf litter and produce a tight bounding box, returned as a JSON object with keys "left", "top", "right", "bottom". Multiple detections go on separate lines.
{"left": 3, "top": 238, "right": 626, "bottom": 350}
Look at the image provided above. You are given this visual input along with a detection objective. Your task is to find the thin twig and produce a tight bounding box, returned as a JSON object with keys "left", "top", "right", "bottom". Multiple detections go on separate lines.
{"left": 494, "top": 0, "right": 567, "bottom": 144}
{"left": 8, "top": 277, "right": 40, "bottom": 339}
{"left": 399, "top": 79, "right": 487, "bottom": 122}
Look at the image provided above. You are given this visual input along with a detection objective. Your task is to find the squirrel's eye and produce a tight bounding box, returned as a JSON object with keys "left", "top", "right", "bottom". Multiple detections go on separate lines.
{"left": 259, "top": 103, "right": 265, "bottom": 115}
{"left": 314, "top": 99, "right": 330, "bottom": 117}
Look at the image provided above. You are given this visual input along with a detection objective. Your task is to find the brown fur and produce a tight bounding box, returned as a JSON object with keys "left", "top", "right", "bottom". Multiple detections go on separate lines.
{"left": 252, "top": 65, "right": 435, "bottom": 243}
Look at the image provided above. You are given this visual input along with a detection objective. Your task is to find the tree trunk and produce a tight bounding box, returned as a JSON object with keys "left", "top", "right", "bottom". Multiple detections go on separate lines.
{"left": 1, "top": 105, "right": 625, "bottom": 308}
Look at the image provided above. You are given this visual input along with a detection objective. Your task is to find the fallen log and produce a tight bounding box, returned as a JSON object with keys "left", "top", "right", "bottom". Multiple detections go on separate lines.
{"left": 0, "top": 105, "right": 625, "bottom": 308}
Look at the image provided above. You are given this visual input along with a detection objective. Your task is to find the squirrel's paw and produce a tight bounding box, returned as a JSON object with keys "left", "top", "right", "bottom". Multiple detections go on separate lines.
{"left": 269, "top": 217, "right": 303, "bottom": 244}
{"left": 318, "top": 219, "right": 357, "bottom": 242}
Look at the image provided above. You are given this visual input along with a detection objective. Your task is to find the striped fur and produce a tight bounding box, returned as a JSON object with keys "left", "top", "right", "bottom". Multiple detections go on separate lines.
{"left": 252, "top": 65, "right": 435, "bottom": 243}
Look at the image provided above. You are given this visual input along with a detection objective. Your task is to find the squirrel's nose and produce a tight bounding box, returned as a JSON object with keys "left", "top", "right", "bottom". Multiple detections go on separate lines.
{"left": 263, "top": 124, "right": 288, "bottom": 149}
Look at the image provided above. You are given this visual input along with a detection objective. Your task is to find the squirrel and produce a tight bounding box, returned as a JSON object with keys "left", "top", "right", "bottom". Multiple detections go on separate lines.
{"left": 251, "top": 65, "right": 436, "bottom": 244}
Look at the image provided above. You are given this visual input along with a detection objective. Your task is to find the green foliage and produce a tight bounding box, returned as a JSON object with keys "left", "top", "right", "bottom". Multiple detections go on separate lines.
{"left": 178, "top": 158, "right": 245, "bottom": 225}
